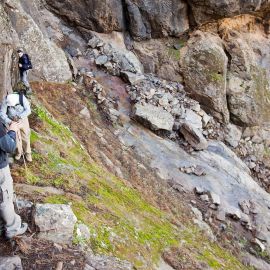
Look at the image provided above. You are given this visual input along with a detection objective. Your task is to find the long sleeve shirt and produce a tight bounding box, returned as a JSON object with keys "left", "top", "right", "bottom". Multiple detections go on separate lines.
{"left": 19, "top": 54, "right": 30, "bottom": 72}
{"left": 0, "top": 123, "right": 16, "bottom": 172}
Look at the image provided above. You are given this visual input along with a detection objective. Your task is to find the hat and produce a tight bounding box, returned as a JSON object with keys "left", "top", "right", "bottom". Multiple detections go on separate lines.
{"left": 17, "top": 48, "right": 24, "bottom": 53}
{"left": 6, "top": 94, "right": 19, "bottom": 107}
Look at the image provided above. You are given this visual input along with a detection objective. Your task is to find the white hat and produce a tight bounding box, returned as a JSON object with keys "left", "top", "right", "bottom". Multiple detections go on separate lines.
{"left": 6, "top": 94, "right": 19, "bottom": 107}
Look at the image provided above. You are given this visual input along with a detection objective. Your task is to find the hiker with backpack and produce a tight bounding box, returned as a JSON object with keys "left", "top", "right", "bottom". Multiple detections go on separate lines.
{"left": 0, "top": 121, "right": 28, "bottom": 239}
{"left": 17, "top": 48, "right": 32, "bottom": 95}
{"left": 0, "top": 93, "right": 32, "bottom": 162}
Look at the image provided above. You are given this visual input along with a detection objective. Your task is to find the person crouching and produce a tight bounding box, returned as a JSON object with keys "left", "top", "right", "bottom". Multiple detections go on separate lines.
{"left": 0, "top": 93, "right": 32, "bottom": 162}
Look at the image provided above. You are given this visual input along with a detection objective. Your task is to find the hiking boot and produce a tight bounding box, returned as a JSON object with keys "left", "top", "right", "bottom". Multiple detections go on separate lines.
{"left": 25, "top": 153, "right": 32, "bottom": 162}
{"left": 14, "top": 154, "right": 21, "bottom": 161}
{"left": 6, "top": 223, "right": 28, "bottom": 239}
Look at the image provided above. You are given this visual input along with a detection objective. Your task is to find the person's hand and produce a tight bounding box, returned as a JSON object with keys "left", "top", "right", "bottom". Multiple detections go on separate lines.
{"left": 12, "top": 116, "right": 20, "bottom": 122}
{"left": 19, "top": 64, "right": 22, "bottom": 67}
{"left": 9, "top": 122, "right": 19, "bottom": 132}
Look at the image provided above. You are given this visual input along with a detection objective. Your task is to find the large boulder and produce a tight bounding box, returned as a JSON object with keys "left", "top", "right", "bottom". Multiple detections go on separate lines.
{"left": 133, "top": 39, "right": 183, "bottom": 82}
{"left": 0, "top": 257, "right": 22, "bottom": 270}
{"left": 180, "top": 123, "right": 208, "bottom": 150}
{"left": 181, "top": 31, "right": 229, "bottom": 123}
{"left": 219, "top": 16, "right": 270, "bottom": 126}
{"left": 34, "top": 204, "right": 77, "bottom": 244}
{"left": 188, "top": 0, "right": 270, "bottom": 24}
{"left": 133, "top": 103, "right": 174, "bottom": 131}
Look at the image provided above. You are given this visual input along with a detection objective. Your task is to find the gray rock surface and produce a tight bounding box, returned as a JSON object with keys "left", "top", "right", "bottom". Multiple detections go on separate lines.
{"left": 191, "top": 207, "right": 216, "bottom": 241}
{"left": 118, "top": 124, "right": 270, "bottom": 251}
{"left": 80, "top": 107, "right": 91, "bottom": 119}
{"left": 85, "top": 253, "right": 133, "bottom": 270}
{"left": 121, "top": 71, "right": 145, "bottom": 85}
{"left": 181, "top": 109, "right": 202, "bottom": 130}
{"left": 0, "top": 256, "right": 23, "bottom": 270}
{"left": 210, "top": 192, "right": 221, "bottom": 206}
{"left": 95, "top": 55, "right": 108, "bottom": 66}
{"left": 34, "top": 204, "right": 77, "bottom": 244}
{"left": 243, "top": 254, "right": 270, "bottom": 270}
{"left": 133, "top": 103, "right": 174, "bottom": 131}
{"left": 225, "top": 206, "right": 242, "bottom": 220}
{"left": 77, "top": 224, "right": 91, "bottom": 241}
{"left": 224, "top": 124, "right": 242, "bottom": 148}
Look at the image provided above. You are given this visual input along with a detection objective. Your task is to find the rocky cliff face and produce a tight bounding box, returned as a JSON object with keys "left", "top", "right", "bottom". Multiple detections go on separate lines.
{"left": 187, "top": 0, "right": 270, "bottom": 24}
{"left": 1, "top": 0, "right": 270, "bottom": 269}
{"left": 44, "top": 0, "right": 270, "bottom": 126}
{"left": 45, "top": 0, "right": 189, "bottom": 40}
{"left": 0, "top": 0, "right": 71, "bottom": 98}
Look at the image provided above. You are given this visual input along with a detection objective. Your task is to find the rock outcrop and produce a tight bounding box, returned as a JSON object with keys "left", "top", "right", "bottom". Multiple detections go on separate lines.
{"left": 220, "top": 16, "right": 270, "bottom": 126}
{"left": 133, "top": 103, "right": 174, "bottom": 131}
{"left": 125, "top": 0, "right": 189, "bottom": 40}
{"left": 0, "top": 256, "right": 22, "bottom": 270}
{"left": 45, "top": 0, "right": 125, "bottom": 34}
{"left": 0, "top": 0, "right": 72, "bottom": 98}
{"left": 181, "top": 31, "right": 229, "bottom": 123}
{"left": 45, "top": 0, "right": 189, "bottom": 40}
{"left": 180, "top": 123, "right": 208, "bottom": 150}
{"left": 188, "top": 0, "right": 270, "bottom": 24}
{"left": 34, "top": 204, "right": 77, "bottom": 244}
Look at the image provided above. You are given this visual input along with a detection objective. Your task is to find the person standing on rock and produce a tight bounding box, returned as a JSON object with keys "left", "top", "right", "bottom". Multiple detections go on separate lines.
{"left": 17, "top": 48, "right": 32, "bottom": 95}
{"left": 0, "top": 93, "right": 32, "bottom": 162}
{"left": 0, "top": 121, "right": 28, "bottom": 239}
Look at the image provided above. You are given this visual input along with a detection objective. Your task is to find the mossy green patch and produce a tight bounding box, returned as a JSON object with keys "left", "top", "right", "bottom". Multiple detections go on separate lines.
{"left": 20, "top": 96, "right": 251, "bottom": 269}
{"left": 45, "top": 195, "right": 69, "bottom": 205}
{"left": 30, "top": 130, "right": 39, "bottom": 144}
{"left": 168, "top": 47, "right": 181, "bottom": 60}
{"left": 210, "top": 72, "right": 223, "bottom": 82}
{"left": 181, "top": 227, "right": 253, "bottom": 270}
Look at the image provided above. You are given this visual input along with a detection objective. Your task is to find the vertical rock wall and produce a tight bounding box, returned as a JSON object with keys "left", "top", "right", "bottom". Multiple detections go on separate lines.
{"left": 0, "top": 0, "right": 72, "bottom": 98}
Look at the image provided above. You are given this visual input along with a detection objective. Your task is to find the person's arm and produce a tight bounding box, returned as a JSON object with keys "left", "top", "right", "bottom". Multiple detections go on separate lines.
{"left": 18, "top": 96, "right": 31, "bottom": 119}
{"left": 0, "top": 124, "right": 17, "bottom": 154}
{"left": 0, "top": 99, "right": 12, "bottom": 126}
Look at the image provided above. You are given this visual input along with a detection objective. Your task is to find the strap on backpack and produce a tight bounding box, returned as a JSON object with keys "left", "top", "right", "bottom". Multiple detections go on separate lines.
{"left": 19, "top": 92, "right": 24, "bottom": 107}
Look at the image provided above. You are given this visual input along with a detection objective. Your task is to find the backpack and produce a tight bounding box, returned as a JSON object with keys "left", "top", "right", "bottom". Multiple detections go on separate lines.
{"left": 25, "top": 54, "right": 33, "bottom": 70}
